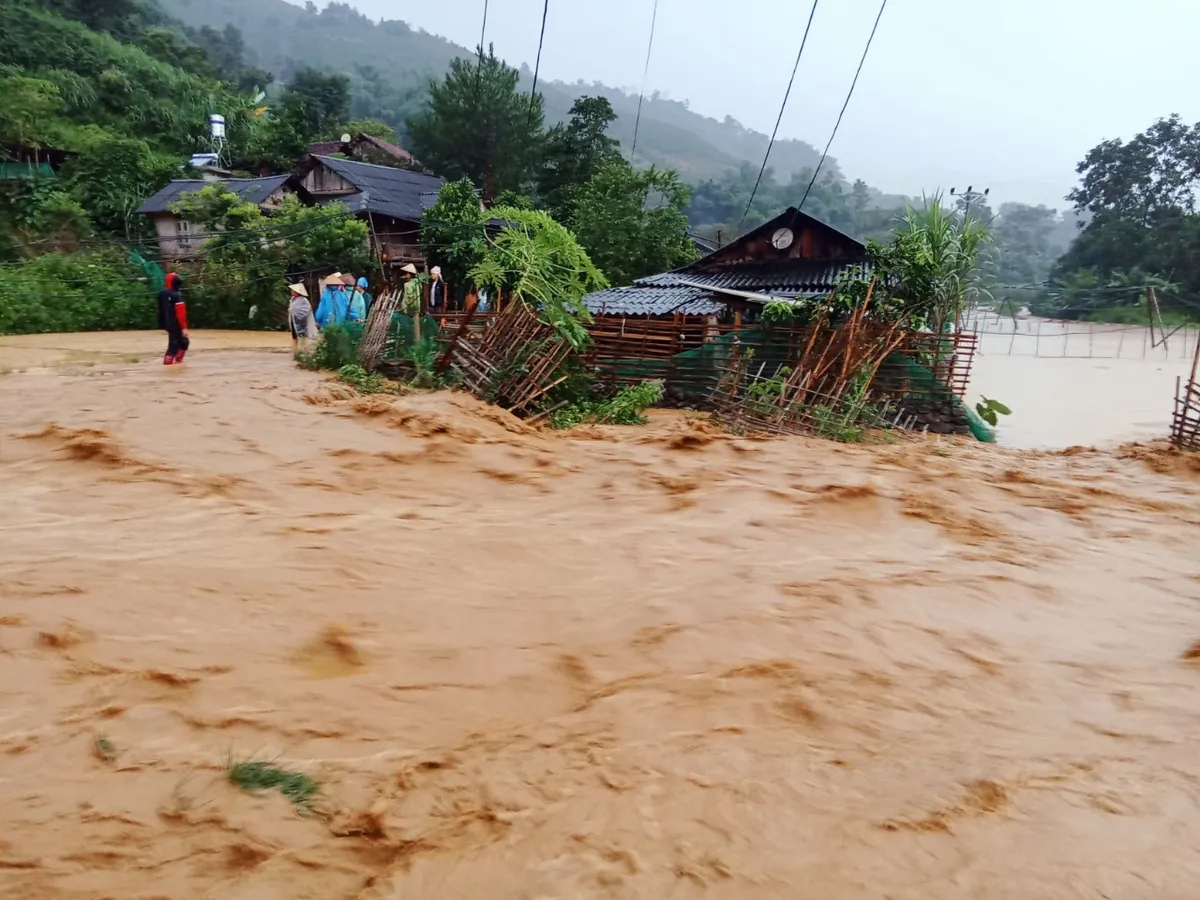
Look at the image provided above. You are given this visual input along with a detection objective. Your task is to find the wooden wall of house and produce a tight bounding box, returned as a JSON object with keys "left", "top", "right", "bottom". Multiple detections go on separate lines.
{"left": 371, "top": 214, "right": 423, "bottom": 266}
{"left": 301, "top": 165, "right": 357, "bottom": 196}
{"left": 695, "top": 219, "right": 863, "bottom": 269}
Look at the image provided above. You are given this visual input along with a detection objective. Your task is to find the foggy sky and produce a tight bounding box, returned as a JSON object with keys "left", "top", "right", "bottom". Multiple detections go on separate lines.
{"left": 291, "top": 0, "right": 1200, "bottom": 209}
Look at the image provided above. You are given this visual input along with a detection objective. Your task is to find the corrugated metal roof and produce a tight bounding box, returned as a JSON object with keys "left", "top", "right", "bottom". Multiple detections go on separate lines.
{"left": 137, "top": 176, "right": 290, "bottom": 215}
{"left": 583, "top": 259, "right": 864, "bottom": 317}
{"left": 641, "top": 261, "right": 861, "bottom": 296}
{"left": 311, "top": 155, "right": 444, "bottom": 223}
{"left": 583, "top": 286, "right": 725, "bottom": 317}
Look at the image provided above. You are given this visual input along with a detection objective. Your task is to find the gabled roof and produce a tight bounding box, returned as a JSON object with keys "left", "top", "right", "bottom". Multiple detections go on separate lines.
{"left": 355, "top": 133, "right": 418, "bottom": 165}
{"left": 308, "top": 134, "right": 422, "bottom": 167}
{"left": 583, "top": 208, "right": 867, "bottom": 317}
{"left": 308, "top": 155, "right": 444, "bottom": 223}
{"left": 308, "top": 141, "right": 345, "bottom": 156}
{"left": 138, "top": 176, "right": 290, "bottom": 215}
{"left": 690, "top": 207, "right": 865, "bottom": 271}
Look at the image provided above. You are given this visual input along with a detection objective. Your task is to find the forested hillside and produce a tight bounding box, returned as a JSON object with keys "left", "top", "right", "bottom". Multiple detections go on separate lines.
{"left": 2, "top": 0, "right": 1189, "bottom": 335}
{"left": 157, "top": 0, "right": 827, "bottom": 184}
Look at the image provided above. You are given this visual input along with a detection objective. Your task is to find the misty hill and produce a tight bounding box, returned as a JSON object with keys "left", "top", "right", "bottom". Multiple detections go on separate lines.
{"left": 159, "top": 0, "right": 833, "bottom": 185}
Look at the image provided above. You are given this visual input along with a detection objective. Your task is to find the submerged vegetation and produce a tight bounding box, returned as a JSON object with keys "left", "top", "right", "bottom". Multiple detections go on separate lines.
{"left": 550, "top": 381, "right": 666, "bottom": 429}
{"left": 228, "top": 757, "right": 317, "bottom": 813}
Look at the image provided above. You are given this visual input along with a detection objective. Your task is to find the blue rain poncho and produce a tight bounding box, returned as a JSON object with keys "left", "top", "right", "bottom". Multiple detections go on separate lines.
{"left": 347, "top": 277, "right": 371, "bottom": 323}
{"left": 315, "top": 284, "right": 349, "bottom": 327}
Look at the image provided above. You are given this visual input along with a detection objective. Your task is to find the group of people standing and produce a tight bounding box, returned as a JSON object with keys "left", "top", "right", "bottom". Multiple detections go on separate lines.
{"left": 156, "top": 263, "right": 456, "bottom": 363}
{"left": 287, "top": 271, "right": 374, "bottom": 350}
{"left": 288, "top": 264, "right": 450, "bottom": 350}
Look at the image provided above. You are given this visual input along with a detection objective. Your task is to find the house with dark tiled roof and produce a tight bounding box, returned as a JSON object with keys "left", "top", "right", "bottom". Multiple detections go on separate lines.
{"left": 584, "top": 208, "right": 867, "bottom": 320}
{"left": 295, "top": 155, "right": 445, "bottom": 271}
{"left": 137, "top": 175, "right": 294, "bottom": 260}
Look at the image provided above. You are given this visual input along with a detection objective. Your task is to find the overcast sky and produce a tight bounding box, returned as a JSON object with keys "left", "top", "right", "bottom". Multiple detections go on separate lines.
{"left": 293, "top": 0, "right": 1198, "bottom": 209}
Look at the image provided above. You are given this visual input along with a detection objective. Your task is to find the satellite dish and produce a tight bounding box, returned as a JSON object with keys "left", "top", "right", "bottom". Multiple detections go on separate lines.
{"left": 771, "top": 227, "right": 794, "bottom": 250}
{"left": 340, "top": 133, "right": 352, "bottom": 143}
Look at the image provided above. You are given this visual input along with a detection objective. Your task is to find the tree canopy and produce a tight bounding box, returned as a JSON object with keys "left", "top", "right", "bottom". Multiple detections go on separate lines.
{"left": 538, "top": 96, "right": 621, "bottom": 220}
{"left": 407, "top": 46, "right": 544, "bottom": 200}
{"left": 567, "top": 160, "right": 696, "bottom": 286}
{"left": 1046, "top": 114, "right": 1200, "bottom": 320}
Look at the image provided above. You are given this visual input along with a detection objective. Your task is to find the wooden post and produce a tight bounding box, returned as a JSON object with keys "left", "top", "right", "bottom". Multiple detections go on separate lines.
{"left": 1187, "top": 323, "right": 1200, "bottom": 395}
{"left": 367, "top": 213, "right": 388, "bottom": 290}
{"left": 435, "top": 303, "right": 478, "bottom": 373}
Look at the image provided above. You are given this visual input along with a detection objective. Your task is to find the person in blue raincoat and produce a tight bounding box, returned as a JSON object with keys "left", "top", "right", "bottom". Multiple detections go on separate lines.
{"left": 347, "top": 276, "right": 371, "bottom": 323}
{"left": 314, "top": 273, "right": 349, "bottom": 328}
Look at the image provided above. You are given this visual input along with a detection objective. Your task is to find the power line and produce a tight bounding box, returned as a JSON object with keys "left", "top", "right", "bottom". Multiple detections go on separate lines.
{"left": 474, "top": 0, "right": 490, "bottom": 94}
{"left": 528, "top": 0, "right": 550, "bottom": 113}
{"left": 477, "top": 0, "right": 490, "bottom": 60}
{"left": 737, "top": 0, "right": 820, "bottom": 234}
{"left": 630, "top": 0, "right": 659, "bottom": 162}
{"left": 793, "top": 0, "right": 888, "bottom": 221}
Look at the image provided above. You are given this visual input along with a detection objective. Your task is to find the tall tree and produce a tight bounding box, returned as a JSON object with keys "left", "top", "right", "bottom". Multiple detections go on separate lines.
{"left": 286, "top": 69, "right": 351, "bottom": 138}
{"left": 990, "top": 203, "right": 1066, "bottom": 286}
{"left": 538, "top": 95, "right": 621, "bottom": 219}
{"left": 406, "top": 45, "right": 544, "bottom": 200}
{"left": 1054, "top": 114, "right": 1200, "bottom": 314}
{"left": 567, "top": 159, "right": 696, "bottom": 286}
{"left": 420, "top": 178, "right": 487, "bottom": 286}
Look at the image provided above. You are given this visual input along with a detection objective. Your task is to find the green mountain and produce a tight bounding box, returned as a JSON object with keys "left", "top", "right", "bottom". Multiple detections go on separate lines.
{"left": 158, "top": 0, "right": 830, "bottom": 184}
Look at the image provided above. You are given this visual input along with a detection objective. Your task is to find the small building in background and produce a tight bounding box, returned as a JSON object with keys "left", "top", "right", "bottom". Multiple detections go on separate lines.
{"left": 0, "top": 142, "right": 74, "bottom": 182}
{"left": 136, "top": 175, "right": 294, "bottom": 260}
{"left": 294, "top": 155, "right": 445, "bottom": 273}
{"left": 307, "top": 133, "right": 427, "bottom": 172}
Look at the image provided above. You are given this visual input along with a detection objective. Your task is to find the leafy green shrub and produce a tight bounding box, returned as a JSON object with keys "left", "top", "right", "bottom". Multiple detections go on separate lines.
{"left": 295, "top": 324, "right": 358, "bottom": 371}
{"left": 0, "top": 249, "right": 154, "bottom": 334}
{"left": 975, "top": 396, "right": 1012, "bottom": 427}
{"left": 550, "top": 380, "right": 664, "bottom": 429}
{"left": 336, "top": 364, "right": 401, "bottom": 395}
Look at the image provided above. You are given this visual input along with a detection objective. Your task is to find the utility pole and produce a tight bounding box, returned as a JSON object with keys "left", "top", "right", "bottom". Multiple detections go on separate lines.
{"left": 950, "top": 185, "right": 990, "bottom": 222}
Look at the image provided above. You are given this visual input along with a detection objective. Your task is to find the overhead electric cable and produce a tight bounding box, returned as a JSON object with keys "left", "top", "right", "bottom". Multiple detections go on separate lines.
{"left": 528, "top": 0, "right": 551, "bottom": 112}
{"left": 793, "top": 0, "right": 887, "bottom": 220}
{"left": 474, "top": 0, "right": 490, "bottom": 93}
{"left": 630, "top": 0, "right": 660, "bottom": 161}
{"left": 736, "top": 0, "right": 821, "bottom": 234}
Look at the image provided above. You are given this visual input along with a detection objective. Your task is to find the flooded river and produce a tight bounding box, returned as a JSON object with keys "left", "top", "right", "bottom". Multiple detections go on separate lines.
{"left": 968, "top": 318, "right": 1197, "bottom": 449}
{"left": 1, "top": 342, "right": 1199, "bottom": 897}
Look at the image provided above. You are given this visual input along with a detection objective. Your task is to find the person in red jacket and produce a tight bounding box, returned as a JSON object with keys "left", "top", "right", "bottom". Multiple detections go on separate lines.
{"left": 157, "top": 272, "right": 190, "bottom": 365}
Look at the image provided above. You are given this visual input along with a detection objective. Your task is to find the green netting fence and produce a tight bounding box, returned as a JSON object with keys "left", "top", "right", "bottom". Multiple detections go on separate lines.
{"left": 588, "top": 324, "right": 993, "bottom": 441}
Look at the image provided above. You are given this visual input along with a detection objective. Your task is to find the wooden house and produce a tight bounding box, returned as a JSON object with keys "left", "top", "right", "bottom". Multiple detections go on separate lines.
{"left": 583, "top": 208, "right": 868, "bottom": 321}
{"left": 294, "top": 155, "right": 445, "bottom": 273}
{"left": 136, "top": 175, "right": 294, "bottom": 260}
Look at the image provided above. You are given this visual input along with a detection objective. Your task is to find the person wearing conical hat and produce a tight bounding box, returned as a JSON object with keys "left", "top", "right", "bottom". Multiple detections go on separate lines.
{"left": 287, "top": 282, "right": 313, "bottom": 351}
{"left": 315, "top": 273, "right": 349, "bottom": 329}
{"left": 400, "top": 263, "right": 421, "bottom": 316}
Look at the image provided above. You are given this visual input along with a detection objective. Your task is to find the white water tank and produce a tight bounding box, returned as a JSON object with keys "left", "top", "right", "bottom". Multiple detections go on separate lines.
{"left": 209, "top": 114, "right": 226, "bottom": 140}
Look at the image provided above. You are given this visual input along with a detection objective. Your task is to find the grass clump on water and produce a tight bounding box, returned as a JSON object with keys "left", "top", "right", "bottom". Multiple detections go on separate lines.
{"left": 228, "top": 757, "right": 317, "bottom": 813}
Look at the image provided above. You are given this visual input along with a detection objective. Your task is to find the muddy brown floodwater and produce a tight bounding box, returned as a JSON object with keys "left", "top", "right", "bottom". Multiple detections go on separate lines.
{"left": 2, "top": 344, "right": 1200, "bottom": 899}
